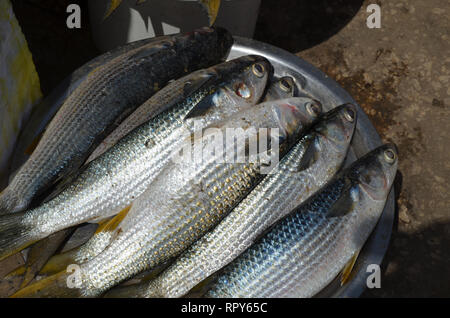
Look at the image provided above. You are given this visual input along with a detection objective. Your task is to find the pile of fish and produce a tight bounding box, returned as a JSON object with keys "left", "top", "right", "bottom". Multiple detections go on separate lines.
{"left": 0, "top": 27, "right": 397, "bottom": 298}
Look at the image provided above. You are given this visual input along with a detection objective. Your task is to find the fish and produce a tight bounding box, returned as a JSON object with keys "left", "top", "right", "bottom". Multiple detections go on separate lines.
{"left": 12, "top": 97, "right": 322, "bottom": 297}
{"left": 0, "top": 54, "right": 272, "bottom": 262}
{"left": 104, "top": 103, "right": 357, "bottom": 298}
{"left": 13, "top": 73, "right": 296, "bottom": 281}
{"left": 9, "top": 32, "right": 180, "bottom": 179}
{"left": 0, "top": 26, "right": 233, "bottom": 214}
{"left": 203, "top": 143, "right": 398, "bottom": 298}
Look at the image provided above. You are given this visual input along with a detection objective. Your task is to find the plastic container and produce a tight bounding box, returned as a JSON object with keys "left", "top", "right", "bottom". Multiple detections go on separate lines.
{"left": 88, "top": 0, "right": 261, "bottom": 52}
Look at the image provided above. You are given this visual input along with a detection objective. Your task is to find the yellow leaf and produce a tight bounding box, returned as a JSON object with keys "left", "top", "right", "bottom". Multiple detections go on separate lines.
{"left": 104, "top": 0, "right": 123, "bottom": 20}
{"left": 200, "top": 0, "right": 222, "bottom": 26}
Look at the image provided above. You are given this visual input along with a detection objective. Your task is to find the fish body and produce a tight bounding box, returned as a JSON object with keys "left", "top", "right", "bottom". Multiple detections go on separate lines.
{"left": 13, "top": 97, "right": 322, "bottom": 297}
{"left": 9, "top": 33, "right": 175, "bottom": 178}
{"left": 0, "top": 55, "right": 271, "bottom": 262}
{"left": 0, "top": 27, "right": 233, "bottom": 214}
{"left": 205, "top": 144, "right": 398, "bottom": 298}
{"left": 106, "top": 103, "right": 357, "bottom": 298}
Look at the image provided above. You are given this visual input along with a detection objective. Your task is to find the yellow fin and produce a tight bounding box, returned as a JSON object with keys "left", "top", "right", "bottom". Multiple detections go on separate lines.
{"left": 5, "top": 264, "right": 26, "bottom": 278}
{"left": 39, "top": 250, "right": 77, "bottom": 276}
{"left": 340, "top": 250, "right": 360, "bottom": 286}
{"left": 11, "top": 270, "right": 80, "bottom": 298}
{"left": 200, "top": 0, "right": 222, "bottom": 25}
{"left": 95, "top": 205, "right": 131, "bottom": 234}
{"left": 24, "top": 132, "right": 43, "bottom": 155}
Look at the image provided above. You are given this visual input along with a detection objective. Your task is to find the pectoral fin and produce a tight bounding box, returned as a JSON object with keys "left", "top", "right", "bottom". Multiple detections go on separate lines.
{"left": 95, "top": 204, "right": 131, "bottom": 234}
{"left": 295, "top": 135, "right": 318, "bottom": 172}
{"left": 327, "top": 180, "right": 356, "bottom": 217}
{"left": 24, "top": 132, "right": 43, "bottom": 155}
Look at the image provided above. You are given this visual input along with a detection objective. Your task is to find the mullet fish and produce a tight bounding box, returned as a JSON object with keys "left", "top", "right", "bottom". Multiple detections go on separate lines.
{"left": 204, "top": 144, "right": 398, "bottom": 298}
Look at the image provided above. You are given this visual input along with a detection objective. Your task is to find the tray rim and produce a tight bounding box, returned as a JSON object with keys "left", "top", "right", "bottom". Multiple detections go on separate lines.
{"left": 230, "top": 36, "right": 395, "bottom": 298}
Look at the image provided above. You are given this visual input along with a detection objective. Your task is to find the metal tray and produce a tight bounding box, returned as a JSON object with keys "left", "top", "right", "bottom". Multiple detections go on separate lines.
{"left": 7, "top": 35, "right": 395, "bottom": 298}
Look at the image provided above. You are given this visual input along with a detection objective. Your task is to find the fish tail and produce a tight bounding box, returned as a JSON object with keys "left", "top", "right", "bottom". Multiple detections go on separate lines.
{"left": 0, "top": 211, "right": 36, "bottom": 261}
{"left": 11, "top": 270, "right": 82, "bottom": 298}
{"left": 40, "top": 248, "right": 78, "bottom": 275}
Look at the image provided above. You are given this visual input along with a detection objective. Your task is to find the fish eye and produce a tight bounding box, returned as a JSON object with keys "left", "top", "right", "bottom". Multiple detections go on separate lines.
{"left": 279, "top": 78, "right": 292, "bottom": 92}
{"left": 234, "top": 82, "right": 251, "bottom": 99}
{"left": 343, "top": 108, "right": 355, "bottom": 122}
{"left": 252, "top": 63, "right": 265, "bottom": 77}
{"left": 384, "top": 149, "right": 396, "bottom": 164}
{"left": 306, "top": 101, "right": 322, "bottom": 117}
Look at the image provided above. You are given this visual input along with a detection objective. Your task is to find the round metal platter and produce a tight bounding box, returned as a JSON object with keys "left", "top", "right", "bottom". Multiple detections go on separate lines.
{"left": 5, "top": 35, "right": 395, "bottom": 298}
{"left": 229, "top": 36, "right": 395, "bottom": 298}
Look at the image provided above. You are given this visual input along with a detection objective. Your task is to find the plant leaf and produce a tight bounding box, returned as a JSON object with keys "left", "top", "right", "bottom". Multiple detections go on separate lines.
{"left": 200, "top": 0, "right": 221, "bottom": 25}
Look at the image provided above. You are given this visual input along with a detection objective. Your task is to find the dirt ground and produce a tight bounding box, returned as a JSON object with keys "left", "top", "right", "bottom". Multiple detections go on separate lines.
{"left": 1, "top": 0, "right": 448, "bottom": 297}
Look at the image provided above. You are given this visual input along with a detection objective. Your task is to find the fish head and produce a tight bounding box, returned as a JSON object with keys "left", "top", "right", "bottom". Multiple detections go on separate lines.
{"left": 297, "top": 103, "right": 356, "bottom": 176}
{"left": 223, "top": 55, "right": 272, "bottom": 107}
{"left": 270, "top": 97, "right": 322, "bottom": 143}
{"left": 264, "top": 76, "right": 296, "bottom": 101}
{"left": 349, "top": 143, "right": 398, "bottom": 202}
{"left": 315, "top": 103, "right": 357, "bottom": 152}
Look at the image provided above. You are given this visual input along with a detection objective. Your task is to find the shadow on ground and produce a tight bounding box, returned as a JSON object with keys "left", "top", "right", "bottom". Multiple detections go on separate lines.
{"left": 254, "top": 0, "right": 365, "bottom": 52}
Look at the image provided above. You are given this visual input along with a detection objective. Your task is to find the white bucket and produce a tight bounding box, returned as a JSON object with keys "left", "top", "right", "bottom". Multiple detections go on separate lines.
{"left": 88, "top": 0, "right": 261, "bottom": 52}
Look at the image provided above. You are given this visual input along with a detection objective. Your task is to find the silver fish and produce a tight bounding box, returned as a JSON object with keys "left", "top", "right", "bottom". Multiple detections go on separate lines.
{"left": 12, "top": 97, "right": 322, "bottom": 297}
{"left": 105, "top": 103, "right": 357, "bottom": 298}
{"left": 30, "top": 76, "right": 301, "bottom": 278}
{"left": 9, "top": 34, "right": 172, "bottom": 179}
{"left": 204, "top": 143, "right": 398, "bottom": 298}
{"left": 0, "top": 26, "right": 233, "bottom": 214}
{"left": 0, "top": 55, "right": 272, "bottom": 262}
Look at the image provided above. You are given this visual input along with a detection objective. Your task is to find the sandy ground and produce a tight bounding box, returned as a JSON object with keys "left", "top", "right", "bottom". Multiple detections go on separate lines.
{"left": 0, "top": 0, "right": 448, "bottom": 297}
